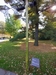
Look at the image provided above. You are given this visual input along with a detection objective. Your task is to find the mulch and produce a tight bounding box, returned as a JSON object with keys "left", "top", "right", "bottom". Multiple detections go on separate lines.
{"left": 20, "top": 42, "right": 56, "bottom": 52}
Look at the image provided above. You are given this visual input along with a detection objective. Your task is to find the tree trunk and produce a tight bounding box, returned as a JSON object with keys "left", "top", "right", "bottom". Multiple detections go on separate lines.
{"left": 34, "top": 23, "right": 38, "bottom": 46}
{"left": 33, "top": 0, "right": 39, "bottom": 46}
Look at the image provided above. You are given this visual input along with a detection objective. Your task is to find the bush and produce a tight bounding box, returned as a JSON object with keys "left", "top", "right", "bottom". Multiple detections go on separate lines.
{"left": 10, "top": 32, "right": 26, "bottom": 41}
{"left": 38, "top": 29, "right": 53, "bottom": 40}
{"left": 38, "top": 30, "right": 47, "bottom": 40}
{"left": 52, "top": 28, "right": 56, "bottom": 41}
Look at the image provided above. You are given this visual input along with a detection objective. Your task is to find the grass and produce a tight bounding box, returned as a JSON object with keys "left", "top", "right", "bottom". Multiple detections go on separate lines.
{"left": 0, "top": 40, "right": 56, "bottom": 75}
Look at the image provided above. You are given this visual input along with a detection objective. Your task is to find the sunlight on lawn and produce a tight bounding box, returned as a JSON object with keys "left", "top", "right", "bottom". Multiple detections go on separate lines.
{"left": 14, "top": 44, "right": 21, "bottom": 47}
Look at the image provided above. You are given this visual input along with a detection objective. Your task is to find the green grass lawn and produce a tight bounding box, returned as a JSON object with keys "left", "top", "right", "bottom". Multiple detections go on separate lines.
{"left": 0, "top": 40, "right": 56, "bottom": 75}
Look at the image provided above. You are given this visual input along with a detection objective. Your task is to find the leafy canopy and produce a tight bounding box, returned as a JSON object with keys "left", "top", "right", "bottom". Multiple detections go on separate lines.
{"left": 5, "top": 16, "right": 22, "bottom": 36}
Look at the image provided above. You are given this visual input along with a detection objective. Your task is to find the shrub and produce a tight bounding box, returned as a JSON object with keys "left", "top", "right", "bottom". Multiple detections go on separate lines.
{"left": 52, "top": 28, "right": 56, "bottom": 41}
{"left": 10, "top": 32, "right": 26, "bottom": 41}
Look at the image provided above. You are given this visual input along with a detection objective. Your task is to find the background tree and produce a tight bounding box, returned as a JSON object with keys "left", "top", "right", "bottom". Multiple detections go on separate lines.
{"left": 28, "top": 0, "right": 43, "bottom": 46}
{"left": 28, "top": 0, "right": 46, "bottom": 45}
{"left": 28, "top": 0, "right": 56, "bottom": 45}
{"left": 39, "top": 20, "right": 53, "bottom": 40}
{"left": 5, "top": 16, "right": 22, "bottom": 37}
{"left": 0, "top": 21, "right": 5, "bottom": 34}
{"left": 50, "top": 21, "right": 56, "bottom": 41}
{"left": 39, "top": 8, "right": 56, "bottom": 41}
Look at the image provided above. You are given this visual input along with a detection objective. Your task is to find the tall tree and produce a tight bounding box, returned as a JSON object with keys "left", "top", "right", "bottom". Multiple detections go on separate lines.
{"left": 28, "top": 0, "right": 46, "bottom": 46}
{"left": 29, "top": 0, "right": 56, "bottom": 45}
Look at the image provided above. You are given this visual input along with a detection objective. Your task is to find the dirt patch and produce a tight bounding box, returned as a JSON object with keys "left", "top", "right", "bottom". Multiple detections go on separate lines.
{"left": 20, "top": 42, "right": 56, "bottom": 52}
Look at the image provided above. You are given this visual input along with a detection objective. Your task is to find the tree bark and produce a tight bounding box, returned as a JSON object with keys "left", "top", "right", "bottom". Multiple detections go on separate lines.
{"left": 34, "top": 23, "right": 38, "bottom": 46}
{"left": 34, "top": 0, "right": 39, "bottom": 46}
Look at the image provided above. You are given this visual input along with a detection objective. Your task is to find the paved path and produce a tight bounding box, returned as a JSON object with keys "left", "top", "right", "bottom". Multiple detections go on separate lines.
{"left": 0, "top": 69, "right": 18, "bottom": 75}
{"left": 0, "top": 39, "right": 9, "bottom": 42}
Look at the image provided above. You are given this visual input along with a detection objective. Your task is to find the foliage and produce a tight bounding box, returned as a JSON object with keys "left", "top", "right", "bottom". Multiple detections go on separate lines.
{"left": 28, "top": 0, "right": 53, "bottom": 45}
{"left": 10, "top": 32, "right": 26, "bottom": 41}
{"left": 0, "top": 21, "right": 5, "bottom": 33}
{"left": 39, "top": 15, "right": 56, "bottom": 40}
{"left": 51, "top": 22, "right": 56, "bottom": 41}
{"left": 5, "top": 16, "right": 22, "bottom": 37}
{"left": 44, "top": 20, "right": 53, "bottom": 40}
{"left": 4, "top": 0, "right": 12, "bottom": 3}
{"left": 51, "top": 28, "right": 56, "bottom": 41}
{"left": 0, "top": 40, "right": 56, "bottom": 75}
{"left": 39, "top": 29, "right": 46, "bottom": 40}
{"left": 39, "top": 22, "right": 53, "bottom": 40}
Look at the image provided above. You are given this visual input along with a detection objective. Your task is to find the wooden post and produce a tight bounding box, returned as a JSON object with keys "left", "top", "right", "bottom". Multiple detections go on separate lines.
{"left": 25, "top": 0, "right": 29, "bottom": 74}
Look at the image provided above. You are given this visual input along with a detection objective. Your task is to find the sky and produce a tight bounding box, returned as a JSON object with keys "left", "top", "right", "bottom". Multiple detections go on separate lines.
{"left": 0, "top": 0, "right": 23, "bottom": 22}
{"left": 51, "top": 5, "right": 56, "bottom": 11}
{"left": 0, "top": 0, "right": 5, "bottom": 22}
{"left": 0, "top": 0, "right": 14, "bottom": 22}
{"left": 0, "top": 12, "right": 5, "bottom": 22}
{"left": 0, "top": 0, "right": 5, "bottom": 5}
